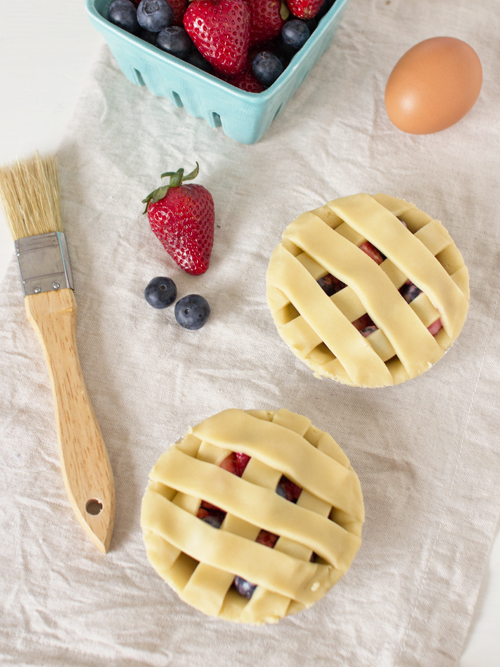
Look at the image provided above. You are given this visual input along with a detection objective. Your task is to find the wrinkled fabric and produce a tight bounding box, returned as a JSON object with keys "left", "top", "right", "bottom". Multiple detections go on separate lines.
{"left": 1, "top": 0, "right": 500, "bottom": 665}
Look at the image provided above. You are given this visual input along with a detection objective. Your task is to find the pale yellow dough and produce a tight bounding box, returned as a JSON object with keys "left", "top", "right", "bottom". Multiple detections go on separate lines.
{"left": 141, "top": 408, "right": 364, "bottom": 625}
{"left": 266, "top": 193, "right": 469, "bottom": 387}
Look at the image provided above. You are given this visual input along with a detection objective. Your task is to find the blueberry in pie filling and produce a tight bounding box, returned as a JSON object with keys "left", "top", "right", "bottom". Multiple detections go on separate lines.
{"left": 266, "top": 193, "right": 469, "bottom": 387}
{"left": 141, "top": 409, "right": 364, "bottom": 624}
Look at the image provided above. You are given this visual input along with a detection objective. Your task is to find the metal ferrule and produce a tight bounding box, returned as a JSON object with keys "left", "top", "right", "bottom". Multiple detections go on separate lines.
{"left": 15, "top": 232, "right": 74, "bottom": 297}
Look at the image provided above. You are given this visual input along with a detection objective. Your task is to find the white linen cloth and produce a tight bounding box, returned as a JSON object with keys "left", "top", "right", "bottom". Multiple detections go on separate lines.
{"left": 1, "top": 0, "right": 500, "bottom": 664}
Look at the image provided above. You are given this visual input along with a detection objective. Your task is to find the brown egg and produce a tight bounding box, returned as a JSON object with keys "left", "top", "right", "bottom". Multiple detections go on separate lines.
{"left": 385, "top": 36, "right": 482, "bottom": 134}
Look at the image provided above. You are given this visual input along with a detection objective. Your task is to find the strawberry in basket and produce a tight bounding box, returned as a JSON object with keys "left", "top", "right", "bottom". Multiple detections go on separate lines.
{"left": 183, "top": 0, "right": 251, "bottom": 75}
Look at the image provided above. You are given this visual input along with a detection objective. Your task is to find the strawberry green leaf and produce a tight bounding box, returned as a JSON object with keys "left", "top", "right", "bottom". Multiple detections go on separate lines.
{"left": 142, "top": 185, "right": 170, "bottom": 213}
{"left": 182, "top": 162, "right": 200, "bottom": 181}
{"left": 280, "top": 2, "right": 290, "bottom": 20}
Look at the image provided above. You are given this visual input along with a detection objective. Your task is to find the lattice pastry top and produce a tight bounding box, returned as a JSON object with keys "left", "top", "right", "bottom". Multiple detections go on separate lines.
{"left": 141, "top": 408, "right": 364, "bottom": 625}
{"left": 266, "top": 193, "right": 469, "bottom": 387}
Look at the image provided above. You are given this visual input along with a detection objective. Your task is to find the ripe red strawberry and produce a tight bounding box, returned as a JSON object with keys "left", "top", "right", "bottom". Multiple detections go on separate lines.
{"left": 246, "top": 0, "right": 289, "bottom": 47}
{"left": 286, "top": 0, "right": 324, "bottom": 19}
{"left": 183, "top": 0, "right": 251, "bottom": 75}
{"left": 168, "top": 0, "right": 188, "bottom": 25}
{"left": 142, "top": 163, "right": 214, "bottom": 276}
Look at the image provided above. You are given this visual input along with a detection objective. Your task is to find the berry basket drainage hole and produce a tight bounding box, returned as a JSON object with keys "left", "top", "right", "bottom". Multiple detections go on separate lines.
{"left": 85, "top": 499, "right": 103, "bottom": 516}
{"left": 133, "top": 69, "right": 145, "bottom": 86}
{"left": 209, "top": 112, "right": 222, "bottom": 128}
{"left": 170, "top": 92, "right": 184, "bottom": 108}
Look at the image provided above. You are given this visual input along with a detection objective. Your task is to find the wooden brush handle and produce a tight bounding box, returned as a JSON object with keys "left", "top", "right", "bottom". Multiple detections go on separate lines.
{"left": 25, "top": 288, "right": 115, "bottom": 553}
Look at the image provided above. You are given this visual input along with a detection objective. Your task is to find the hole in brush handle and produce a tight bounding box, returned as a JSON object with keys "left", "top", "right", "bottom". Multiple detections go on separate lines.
{"left": 85, "top": 499, "right": 104, "bottom": 516}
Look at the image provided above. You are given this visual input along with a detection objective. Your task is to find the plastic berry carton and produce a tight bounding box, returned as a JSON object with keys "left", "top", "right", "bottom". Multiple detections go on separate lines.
{"left": 86, "top": 0, "right": 352, "bottom": 144}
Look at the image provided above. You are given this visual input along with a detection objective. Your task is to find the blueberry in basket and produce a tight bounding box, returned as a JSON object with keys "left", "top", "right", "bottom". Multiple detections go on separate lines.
{"left": 108, "top": 0, "right": 140, "bottom": 34}
{"left": 139, "top": 28, "right": 158, "bottom": 44}
{"left": 92, "top": 0, "right": 351, "bottom": 143}
{"left": 157, "top": 26, "right": 192, "bottom": 59}
{"left": 185, "top": 47, "right": 214, "bottom": 73}
{"left": 105, "top": 0, "right": 324, "bottom": 91}
{"left": 282, "top": 19, "right": 310, "bottom": 50}
{"left": 252, "top": 51, "right": 284, "bottom": 87}
{"left": 137, "top": 0, "right": 174, "bottom": 32}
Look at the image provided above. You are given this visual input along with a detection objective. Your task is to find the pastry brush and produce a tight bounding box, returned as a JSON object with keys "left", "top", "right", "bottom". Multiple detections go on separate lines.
{"left": 0, "top": 152, "right": 115, "bottom": 553}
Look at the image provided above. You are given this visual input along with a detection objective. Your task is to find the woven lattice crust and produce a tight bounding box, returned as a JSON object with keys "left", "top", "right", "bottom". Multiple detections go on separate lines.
{"left": 141, "top": 409, "right": 364, "bottom": 625}
{"left": 266, "top": 193, "right": 469, "bottom": 387}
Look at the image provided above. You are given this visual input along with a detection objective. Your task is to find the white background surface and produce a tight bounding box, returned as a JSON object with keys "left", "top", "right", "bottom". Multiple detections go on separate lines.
{"left": 0, "top": 2, "right": 498, "bottom": 665}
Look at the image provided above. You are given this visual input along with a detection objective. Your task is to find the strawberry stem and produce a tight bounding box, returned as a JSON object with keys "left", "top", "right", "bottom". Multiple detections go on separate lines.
{"left": 142, "top": 162, "right": 200, "bottom": 213}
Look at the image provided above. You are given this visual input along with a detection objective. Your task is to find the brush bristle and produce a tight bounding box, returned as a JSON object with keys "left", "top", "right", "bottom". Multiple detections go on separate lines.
{"left": 0, "top": 152, "right": 62, "bottom": 241}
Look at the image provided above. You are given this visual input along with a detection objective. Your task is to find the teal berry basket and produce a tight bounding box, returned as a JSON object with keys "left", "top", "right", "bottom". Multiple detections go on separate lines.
{"left": 86, "top": 0, "right": 351, "bottom": 144}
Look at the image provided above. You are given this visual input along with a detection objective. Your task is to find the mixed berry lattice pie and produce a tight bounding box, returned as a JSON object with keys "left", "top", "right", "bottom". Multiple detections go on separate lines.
{"left": 266, "top": 193, "right": 469, "bottom": 387}
{"left": 141, "top": 408, "right": 364, "bottom": 624}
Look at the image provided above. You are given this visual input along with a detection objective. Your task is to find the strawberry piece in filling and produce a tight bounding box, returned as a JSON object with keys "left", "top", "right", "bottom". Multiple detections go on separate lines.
{"left": 315, "top": 229, "right": 445, "bottom": 342}
{"left": 197, "top": 452, "right": 315, "bottom": 599}
{"left": 197, "top": 452, "right": 250, "bottom": 525}
{"left": 358, "top": 241, "right": 385, "bottom": 265}
{"left": 428, "top": 318, "right": 443, "bottom": 336}
{"left": 276, "top": 475, "right": 302, "bottom": 503}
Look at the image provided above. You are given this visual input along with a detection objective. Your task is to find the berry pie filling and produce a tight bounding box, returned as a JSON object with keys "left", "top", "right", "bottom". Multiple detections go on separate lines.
{"left": 196, "top": 452, "right": 305, "bottom": 600}
{"left": 317, "top": 233, "right": 443, "bottom": 338}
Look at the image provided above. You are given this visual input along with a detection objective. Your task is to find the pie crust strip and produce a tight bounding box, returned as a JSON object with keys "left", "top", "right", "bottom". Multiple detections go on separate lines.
{"left": 141, "top": 488, "right": 337, "bottom": 607}
{"left": 268, "top": 244, "right": 393, "bottom": 386}
{"left": 191, "top": 409, "right": 365, "bottom": 521}
{"left": 328, "top": 194, "right": 469, "bottom": 339}
{"left": 150, "top": 446, "right": 360, "bottom": 569}
{"left": 283, "top": 212, "right": 445, "bottom": 379}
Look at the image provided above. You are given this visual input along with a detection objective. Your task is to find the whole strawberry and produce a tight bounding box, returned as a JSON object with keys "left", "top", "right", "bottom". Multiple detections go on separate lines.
{"left": 142, "top": 163, "right": 214, "bottom": 276}
{"left": 246, "top": 0, "right": 289, "bottom": 47}
{"left": 183, "top": 0, "right": 250, "bottom": 75}
{"left": 286, "top": 0, "right": 324, "bottom": 19}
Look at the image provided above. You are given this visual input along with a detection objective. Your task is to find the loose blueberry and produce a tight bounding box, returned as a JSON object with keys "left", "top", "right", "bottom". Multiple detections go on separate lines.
{"left": 282, "top": 20, "right": 310, "bottom": 50}
{"left": 144, "top": 276, "right": 177, "bottom": 309}
{"left": 252, "top": 51, "right": 284, "bottom": 87}
{"left": 157, "top": 26, "right": 192, "bottom": 59}
{"left": 137, "top": 0, "right": 174, "bottom": 32}
{"left": 108, "top": 0, "right": 140, "bottom": 34}
{"left": 234, "top": 576, "right": 257, "bottom": 599}
{"left": 174, "top": 294, "right": 210, "bottom": 330}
